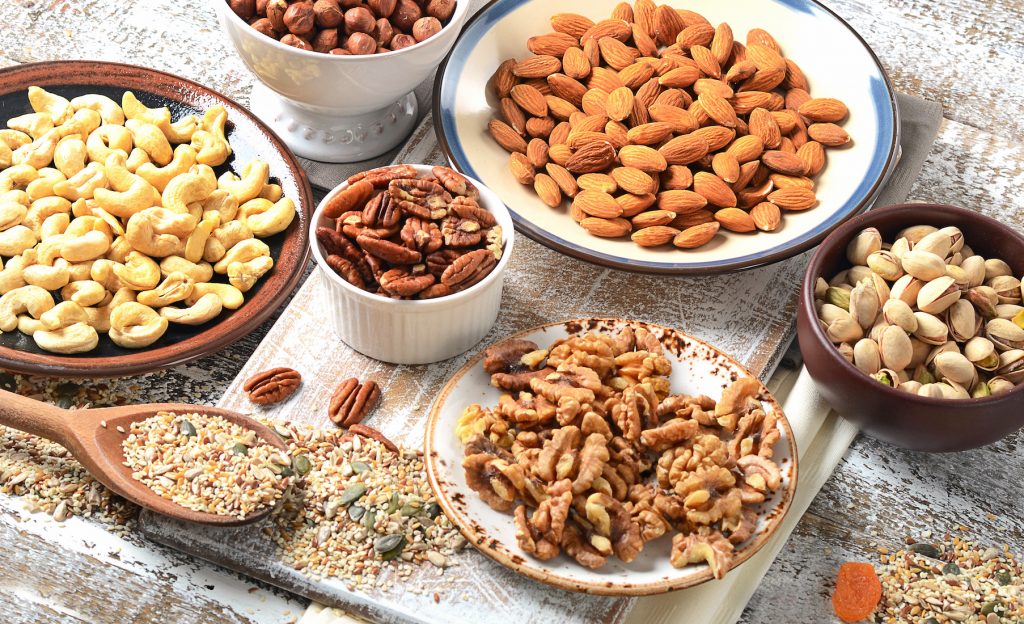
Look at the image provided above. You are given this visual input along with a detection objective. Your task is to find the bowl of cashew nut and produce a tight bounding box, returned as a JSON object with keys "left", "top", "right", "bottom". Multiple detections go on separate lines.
{"left": 0, "top": 61, "right": 313, "bottom": 377}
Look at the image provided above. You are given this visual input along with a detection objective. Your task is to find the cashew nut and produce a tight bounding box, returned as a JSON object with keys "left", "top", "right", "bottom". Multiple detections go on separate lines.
{"left": 113, "top": 251, "right": 160, "bottom": 290}
{"left": 247, "top": 197, "right": 296, "bottom": 238}
{"left": 86, "top": 207, "right": 125, "bottom": 238}
{"left": 201, "top": 189, "right": 237, "bottom": 222}
{"left": 0, "top": 190, "right": 30, "bottom": 206}
{"left": 158, "top": 115, "right": 199, "bottom": 144}
{"left": 65, "top": 215, "right": 112, "bottom": 239}
{"left": 203, "top": 219, "right": 251, "bottom": 263}
{"left": 190, "top": 106, "right": 231, "bottom": 166}
{"left": 24, "top": 196, "right": 72, "bottom": 234}
{"left": 125, "top": 207, "right": 196, "bottom": 257}
{"left": 12, "top": 129, "right": 60, "bottom": 169}
{"left": 0, "top": 285, "right": 55, "bottom": 331}
{"left": 70, "top": 94, "right": 124, "bottom": 125}
{"left": 121, "top": 92, "right": 171, "bottom": 127}
{"left": 39, "top": 213, "right": 70, "bottom": 239}
{"left": 137, "top": 271, "right": 194, "bottom": 308}
{"left": 0, "top": 255, "right": 27, "bottom": 294}
{"left": 23, "top": 257, "right": 71, "bottom": 290}
{"left": 17, "top": 314, "right": 47, "bottom": 336}
{"left": 26, "top": 167, "right": 68, "bottom": 201}
{"left": 60, "top": 280, "right": 106, "bottom": 307}
{"left": 259, "top": 183, "right": 283, "bottom": 202}
{"left": 66, "top": 260, "right": 94, "bottom": 282}
{"left": 126, "top": 147, "right": 151, "bottom": 172}
{"left": 160, "top": 292, "right": 222, "bottom": 325}
{"left": 228, "top": 256, "right": 274, "bottom": 292}
{"left": 0, "top": 200, "right": 27, "bottom": 231}
{"left": 0, "top": 164, "right": 38, "bottom": 193}
{"left": 86, "top": 124, "right": 132, "bottom": 163}
{"left": 52, "top": 161, "right": 107, "bottom": 201}
{"left": 184, "top": 213, "right": 218, "bottom": 264}
{"left": 28, "top": 87, "right": 72, "bottom": 125}
{"left": 0, "top": 130, "right": 32, "bottom": 151}
{"left": 125, "top": 118, "right": 173, "bottom": 166}
{"left": 160, "top": 255, "right": 213, "bottom": 283}
{"left": 106, "top": 235, "right": 132, "bottom": 263}
{"left": 162, "top": 164, "right": 216, "bottom": 213}
{"left": 8, "top": 112, "right": 54, "bottom": 140}
{"left": 33, "top": 236, "right": 67, "bottom": 265}
{"left": 90, "top": 258, "right": 126, "bottom": 291}
{"left": 0, "top": 225, "right": 37, "bottom": 256}
{"left": 61, "top": 230, "right": 111, "bottom": 262}
{"left": 84, "top": 287, "right": 134, "bottom": 333}
{"left": 55, "top": 109, "right": 101, "bottom": 140}
{"left": 213, "top": 238, "right": 270, "bottom": 274}
{"left": 136, "top": 144, "right": 197, "bottom": 192}
{"left": 218, "top": 160, "right": 269, "bottom": 204}
{"left": 0, "top": 140, "right": 10, "bottom": 169}
{"left": 237, "top": 198, "right": 273, "bottom": 222}
{"left": 40, "top": 300, "right": 90, "bottom": 330}
{"left": 108, "top": 301, "right": 168, "bottom": 348}
{"left": 92, "top": 152, "right": 161, "bottom": 218}
{"left": 33, "top": 322, "right": 99, "bottom": 354}
{"left": 186, "top": 282, "right": 243, "bottom": 310}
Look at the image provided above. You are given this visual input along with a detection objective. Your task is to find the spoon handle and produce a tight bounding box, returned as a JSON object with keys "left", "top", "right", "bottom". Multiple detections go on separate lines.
{"left": 0, "top": 389, "right": 74, "bottom": 447}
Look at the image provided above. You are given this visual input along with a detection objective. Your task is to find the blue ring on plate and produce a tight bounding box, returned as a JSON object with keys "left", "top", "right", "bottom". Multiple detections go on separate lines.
{"left": 432, "top": 0, "right": 900, "bottom": 274}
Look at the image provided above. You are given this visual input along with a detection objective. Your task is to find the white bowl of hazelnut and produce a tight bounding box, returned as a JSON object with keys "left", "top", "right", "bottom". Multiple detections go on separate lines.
{"left": 214, "top": 0, "right": 469, "bottom": 163}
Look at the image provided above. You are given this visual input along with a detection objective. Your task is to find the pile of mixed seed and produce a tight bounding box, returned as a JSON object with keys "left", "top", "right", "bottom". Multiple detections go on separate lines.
{"left": 876, "top": 532, "right": 1022, "bottom": 623}
{"left": 265, "top": 420, "right": 466, "bottom": 592}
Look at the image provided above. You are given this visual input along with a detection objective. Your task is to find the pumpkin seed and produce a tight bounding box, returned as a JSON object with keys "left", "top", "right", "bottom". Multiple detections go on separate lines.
{"left": 942, "top": 562, "right": 960, "bottom": 575}
{"left": 352, "top": 461, "right": 371, "bottom": 474}
{"left": 363, "top": 509, "right": 377, "bottom": 531}
{"left": 340, "top": 483, "right": 366, "bottom": 506}
{"left": 425, "top": 502, "right": 441, "bottom": 519}
{"left": 923, "top": 619, "right": 939, "bottom": 624}
{"left": 374, "top": 534, "right": 404, "bottom": 554}
{"left": 179, "top": 419, "right": 197, "bottom": 437}
{"left": 387, "top": 492, "right": 399, "bottom": 513}
{"left": 278, "top": 465, "right": 294, "bottom": 477}
{"left": 996, "top": 569, "right": 1012, "bottom": 585}
{"left": 348, "top": 504, "right": 365, "bottom": 521}
{"left": 400, "top": 499, "right": 422, "bottom": 516}
{"left": 293, "top": 454, "right": 312, "bottom": 476}
{"left": 909, "top": 543, "right": 940, "bottom": 558}
{"left": 231, "top": 442, "right": 249, "bottom": 455}
{"left": 56, "top": 396, "right": 75, "bottom": 409}
{"left": 55, "top": 382, "right": 79, "bottom": 398}
{"left": 980, "top": 601, "right": 1001, "bottom": 615}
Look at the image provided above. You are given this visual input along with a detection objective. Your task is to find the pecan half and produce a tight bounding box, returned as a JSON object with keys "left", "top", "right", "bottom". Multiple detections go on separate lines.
{"left": 416, "top": 283, "right": 452, "bottom": 299}
{"left": 348, "top": 164, "right": 419, "bottom": 188}
{"left": 361, "top": 191, "right": 401, "bottom": 228}
{"left": 347, "top": 423, "right": 398, "bottom": 453}
{"left": 442, "top": 216, "right": 483, "bottom": 248}
{"left": 323, "top": 180, "right": 374, "bottom": 218}
{"left": 326, "top": 254, "right": 366, "bottom": 289}
{"left": 426, "top": 249, "right": 462, "bottom": 278}
{"left": 450, "top": 196, "right": 496, "bottom": 227}
{"left": 389, "top": 178, "right": 451, "bottom": 220}
{"left": 317, "top": 226, "right": 374, "bottom": 284}
{"left": 357, "top": 232, "right": 422, "bottom": 264}
{"left": 432, "top": 165, "right": 479, "bottom": 198}
{"left": 243, "top": 367, "right": 302, "bottom": 405}
{"left": 441, "top": 248, "right": 497, "bottom": 290}
{"left": 379, "top": 268, "right": 435, "bottom": 297}
{"left": 328, "top": 377, "right": 381, "bottom": 426}
{"left": 400, "top": 217, "right": 443, "bottom": 254}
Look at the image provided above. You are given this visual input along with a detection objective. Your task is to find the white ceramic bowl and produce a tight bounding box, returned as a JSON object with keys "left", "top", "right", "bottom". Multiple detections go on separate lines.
{"left": 310, "top": 164, "right": 514, "bottom": 364}
{"left": 434, "top": 0, "right": 899, "bottom": 273}
{"left": 213, "top": 0, "right": 471, "bottom": 162}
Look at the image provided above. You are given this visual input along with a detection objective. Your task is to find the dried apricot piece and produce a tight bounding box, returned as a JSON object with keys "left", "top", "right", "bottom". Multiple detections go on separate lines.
{"left": 832, "top": 562, "right": 882, "bottom": 623}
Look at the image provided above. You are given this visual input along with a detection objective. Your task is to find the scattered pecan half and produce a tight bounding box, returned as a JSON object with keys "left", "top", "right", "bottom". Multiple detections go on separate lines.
{"left": 328, "top": 377, "right": 381, "bottom": 426}
{"left": 347, "top": 423, "right": 399, "bottom": 453}
{"left": 243, "top": 367, "right": 302, "bottom": 405}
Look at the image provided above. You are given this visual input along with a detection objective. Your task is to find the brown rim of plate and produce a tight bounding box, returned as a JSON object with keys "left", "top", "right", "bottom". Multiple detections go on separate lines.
{"left": 424, "top": 318, "right": 799, "bottom": 596}
{"left": 430, "top": 0, "right": 901, "bottom": 275}
{"left": 0, "top": 60, "right": 313, "bottom": 378}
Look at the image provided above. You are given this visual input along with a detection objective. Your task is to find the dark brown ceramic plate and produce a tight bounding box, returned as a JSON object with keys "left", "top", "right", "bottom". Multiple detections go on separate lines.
{"left": 0, "top": 61, "right": 313, "bottom": 378}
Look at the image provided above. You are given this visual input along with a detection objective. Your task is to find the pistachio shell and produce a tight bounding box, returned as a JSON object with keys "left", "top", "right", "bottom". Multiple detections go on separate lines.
{"left": 997, "top": 304, "right": 1024, "bottom": 321}
{"left": 996, "top": 349, "right": 1024, "bottom": 384}
{"left": 913, "top": 311, "right": 949, "bottom": 345}
{"left": 846, "top": 227, "right": 881, "bottom": 265}
{"left": 988, "top": 275, "right": 1022, "bottom": 305}
{"left": 971, "top": 381, "right": 991, "bottom": 398}
{"left": 945, "top": 299, "right": 978, "bottom": 343}
{"left": 814, "top": 277, "right": 828, "bottom": 299}
{"left": 890, "top": 237, "right": 911, "bottom": 260}
{"left": 882, "top": 299, "right": 917, "bottom": 333}
{"left": 898, "top": 380, "right": 922, "bottom": 394}
{"left": 847, "top": 265, "right": 874, "bottom": 287}
{"left": 866, "top": 250, "right": 903, "bottom": 281}
{"left": 960, "top": 255, "right": 986, "bottom": 288}
{"left": 967, "top": 286, "right": 999, "bottom": 318}
{"left": 825, "top": 287, "right": 851, "bottom": 310}
{"left": 942, "top": 379, "right": 971, "bottom": 399}
{"left": 890, "top": 275, "right": 925, "bottom": 306}
{"left": 945, "top": 264, "right": 970, "bottom": 290}
{"left": 868, "top": 318, "right": 889, "bottom": 343}
{"left": 868, "top": 272, "right": 891, "bottom": 302}
{"left": 908, "top": 337, "right": 931, "bottom": 368}
{"left": 837, "top": 341, "right": 854, "bottom": 363}
{"left": 946, "top": 252, "right": 963, "bottom": 267}
{"left": 902, "top": 250, "right": 947, "bottom": 281}
{"left": 913, "top": 364, "right": 936, "bottom": 385}
{"left": 986, "top": 318, "right": 1024, "bottom": 351}
{"left": 964, "top": 336, "right": 998, "bottom": 371}
{"left": 917, "top": 275, "right": 961, "bottom": 315}
{"left": 915, "top": 229, "right": 954, "bottom": 259}
{"left": 826, "top": 316, "right": 864, "bottom": 344}
{"left": 925, "top": 340, "right": 960, "bottom": 368}
{"left": 819, "top": 303, "right": 851, "bottom": 325}
{"left": 917, "top": 383, "right": 945, "bottom": 398}
{"left": 849, "top": 280, "right": 880, "bottom": 329}
{"left": 940, "top": 226, "right": 965, "bottom": 253}
{"left": 933, "top": 351, "right": 977, "bottom": 386}
{"left": 878, "top": 324, "right": 913, "bottom": 371}
{"left": 852, "top": 338, "right": 881, "bottom": 375}
{"left": 897, "top": 224, "right": 937, "bottom": 245}
{"left": 872, "top": 368, "right": 900, "bottom": 387}
{"left": 829, "top": 270, "right": 850, "bottom": 287}
{"left": 989, "top": 376, "right": 1017, "bottom": 395}
{"left": 984, "top": 258, "right": 1013, "bottom": 280}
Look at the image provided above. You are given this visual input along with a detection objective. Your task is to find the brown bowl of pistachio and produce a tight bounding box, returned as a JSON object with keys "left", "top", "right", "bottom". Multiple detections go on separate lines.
{"left": 797, "top": 203, "right": 1024, "bottom": 451}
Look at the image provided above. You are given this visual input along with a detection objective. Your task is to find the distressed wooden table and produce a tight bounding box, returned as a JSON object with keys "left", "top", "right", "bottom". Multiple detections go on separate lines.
{"left": 0, "top": 0, "right": 1022, "bottom": 622}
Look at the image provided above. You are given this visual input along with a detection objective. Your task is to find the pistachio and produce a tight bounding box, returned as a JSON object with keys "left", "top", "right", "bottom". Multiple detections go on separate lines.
{"left": 996, "top": 349, "right": 1024, "bottom": 384}
{"left": 971, "top": 381, "right": 991, "bottom": 398}
{"left": 915, "top": 228, "right": 955, "bottom": 259}
{"left": 896, "top": 224, "right": 937, "bottom": 244}
{"left": 826, "top": 316, "right": 864, "bottom": 344}
{"left": 908, "top": 337, "right": 931, "bottom": 368}
{"left": 872, "top": 368, "right": 900, "bottom": 387}
{"left": 913, "top": 311, "right": 949, "bottom": 345}
{"left": 945, "top": 264, "right": 970, "bottom": 290}
{"left": 917, "top": 275, "right": 960, "bottom": 315}
{"left": 964, "top": 336, "right": 999, "bottom": 371}
{"left": 986, "top": 318, "right": 1024, "bottom": 351}
{"left": 878, "top": 325, "right": 913, "bottom": 371}
{"left": 866, "top": 250, "right": 902, "bottom": 281}
{"left": 829, "top": 269, "right": 850, "bottom": 287}
{"left": 960, "top": 254, "right": 986, "bottom": 288}
{"left": 943, "top": 378, "right": 971, "bottom": 399}
{"left": 889, "top": 236, "right": 911, "bottom": 260}
{"left": 989, "top": 376, "right": 1016, "bottom": 395}
{"left": 820, "top": 303, "right": 852, "bottom": 325}
{"left": 868, "top": 272, "right": 891, "bottom": 302}
{"left": 846, "top": 227, "right": 882, "bottom": 265}
{"left": 814, "top": 277, "right": 828, "bottom": 299}
{"left": 849, "top": 280, "right": 879, "bottom": 329}
{"left": 852, "top": 338, "right": 881, "bottom": 375}
{"left": 902, "top": 250, "right": 947, "bottom": 281}
{"left": 988, "top": 275, "right": 1022, "bottom": 305}
{"left": 984, "top": 258, "right": 1013, "bottom": 280}
{"left": 945, "top": 299, "right": 978, "bottom": 342}
{"left": 882, "top": 299, "right": 917, "bottom": 333}
{"left": 910, "top": 543, "right": 941, "bottom": 558}
{"left": 933, "top": 351, "right": 977, "bottom": 387}
{"left": 293, "top": 454, "right": 312, "bottom": 476}
{"left": 998, "top": 304, "right": 1024, "bottom": 321}
{"left": 913, "top": 364, "right": 936, "bottom": 385}
{"left": 917, "top": 383, "right": 945, "bottom": 398}
{"left": 890, "top": 275, "right": 925, "bottom": 306}
{"left": 925, "top": 340, "right": 960, "bottom": 368}
{"left": 898, "top": 380, "right": 922, "bottom": 394}
{"left": 825, "top": 287, "right": 851, "bottom": 310}
{"left": 847, "top": 265, "right": 874, "bottom": 286}
{"left": 967, "top": 286, "right": 999, "bottom": 318}
{"left": 836, "top": 341, "right": 854, "bottom": 363}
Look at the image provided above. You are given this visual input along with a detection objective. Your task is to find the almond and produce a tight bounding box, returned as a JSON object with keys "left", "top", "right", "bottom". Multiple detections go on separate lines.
{"left": 692, "top": 78, "right": 734, "bottom": 99}
{"left": 807, "top": 123, "right": 850, "bottom": 147}
{"left": 541, "top": 163, "right": 576, "bottom": 197}
{"left": 731, "top": 91, "right": 773, "bottom": 115}
{"left": 671, "top": 208, "right": 715, "bottom": 229}
{"left": 631, "top": 225, "right": 680, "bottom": 247}
{"left": 711, "top": 152, "right": 740, "bottom": 184}
{"left": 626, "top": 122, "right": 674, "bottom": 145}
{"left": 697, "top": 91, "right": 738, "bottom": 127}
{"left": 632, "top": 23, "right": 659, "bottom": 57}
{"left": 677, "top": 9, "right": 711, "bottom": 28}
{"left": 492, "top": 59, "right": 518, "bottom": 98}
{"left": 567, "top": 130, "right": 612, "bottom": 150}
{"left": 691, "top": 126, "right": 735, "bottom": 151}
{"left": 662, "top": 165, "right": 694, "bottom": 190}
{"left": 770, "top": 109, "right": 798, "bottom": 134}
{"left": 606, "top": 86, "right": 635, "bottom": 122}
{"left": 648, "top": 104, "right": 699, "bottom": 134}
{"left": 714, "top": 207, "right": 756, "bottom": 233}
{"left": 786, "top": 88, "right": 812, "bottom": 112}
{"left": 565, "top": 141, "right": 616, "bottom": 173}
{"left": 659, "top": 134, "right": 708, "bottom": 165}
{"left": 573, "top": 189, "right": 622, "bottom": 218}
{"left": 581, "top": 88, "right": 610, "bottom": 117}
{"left": 589, "top": 66, "right": 625, "bottom": 92}
{"left": 747, "top": 107, "right": 781, "bottom": 149}
{"left": 726, "top": 134, "right": 765, "bottom": 163}
{"left": 528, "top": 32, "right": 580, "bottom": 57}
{"left": 550, "top": 13, "right": 595, "bottom": 39}
{"left": 797, "top": 140, "right": 826, "bottom": 176}
{"left": 731, "top": 160, "right": 761, "bottom": 191}
{"left": 526, "top": 138, "right": 549, "bottom": 169}
{"left": 597, "top": 36, "right": 639, "bottom": 70}
{"left": 710, "top": 22, "right": 734, "bottom": 65}
{"left": 653, "top": 5, "right": 685, "bottom": 46}
{"left": 581, "top": 19, "right": 632, "bottom": 44}
{"left": 616, "top": 192, "right": 657, "bottom": 217}
{"left": 631, "top": 209, "right": 677, "bottom": 228}
{"left": 618, "top": 145, "right": 668, "bottom": 172}
{"left": 769, "top": 173, "right": 814, "bottom": 190}
{"left": 750, "top": 201, "right": 781, "bottom": 232}
{"left": 676, "top": 23, "right": 714, "bottom": 49}
{"left": 580, "top": 216, "right": 632, "bottom": 237}
{"left": 737, "top": 180, "right": 773, "bottom": 208}
{"left": 690, "top": 45, "right": 721, "bottom": 78}
{"left": 611, "top": 2, "right": 633, "bottom": 21}
{"left": 656, "top": 189, "right": 707, "bottom": 214}
{"left": 514, "top": 55, "right": 562, "bottom": 79}
{"left": 653, "top": 88, "right": 691, "bottom": 109}
{"left": 658, "top": 64, "right": 700, "bottom": 89}
{"left": 547, "top": 74, "right": 588, "bottom": 107}
{"left": 761, "top": 150, "right": 807, "bottom": 176}
{"left": 510, "top": 84, "right": 548, "bottom": 118}
{"left": 783, "top": 58, "right": 809, "bottom": 91}
{"left": 488, "top": 119, "right": 528, "bottom": 154}
{"left": 798, "top": 97, "right": 849, "bottom": 122}
{"left": 500, "top": 97, "right": 526, "bottom": 135}
{"left": 693, "top": 171, "right": 736, "bottom": 207}
{"left": 527, "top": 117, "right": 555, "bottom": 138}
{"left": 745, "top": 43, "right": 785, "bottom": 73}
{"left": 509, "top": 152, "right": 536, "bottom": 184}
{"left": 724, "top": 59, "right": 757, "bottom": 84}
{"left": 534, "top": 173, "right": 563, "bottom": 207}
{"left": 673, "top": 221, "right": 720, "bottom": 248}
{"left": 577, "top": 173, "right": 617, "bottom": 194}
{"left": 610, "top": 166, "right": 656, "bottom": 195}
{"left": 618, "top": 62, "right": 656, "bottom": 90}
{"left": 583, "top": 37, "right": 601, "bottom": 66}
{"left": 633, "top": 0, "right": 656, "bottom": 36}
{"left": 768, "top": 187, "right": 817, "bottom": 211}
{"left": 562, "top": 47, "right": 592, "bottom": 80}
{"left": 548, "top": 143, "right": 572, "bottom": 166}
{"left": 546, "top": 95, "right": 579, "bottom": 120}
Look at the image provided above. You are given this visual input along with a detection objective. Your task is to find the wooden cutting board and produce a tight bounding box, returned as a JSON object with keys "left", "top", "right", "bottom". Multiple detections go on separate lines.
{"left": 138, "top": 117, "right": 805, "bottom": 624}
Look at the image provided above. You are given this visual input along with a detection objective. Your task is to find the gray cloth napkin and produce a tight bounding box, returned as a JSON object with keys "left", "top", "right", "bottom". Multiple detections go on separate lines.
{"left": 299, "top": 92, "right": 944, "bottom": 209}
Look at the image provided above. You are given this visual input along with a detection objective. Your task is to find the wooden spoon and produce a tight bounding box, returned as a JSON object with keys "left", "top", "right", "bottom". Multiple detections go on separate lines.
{"left": 0, "top": 389, "right": 290, "bottom": 526}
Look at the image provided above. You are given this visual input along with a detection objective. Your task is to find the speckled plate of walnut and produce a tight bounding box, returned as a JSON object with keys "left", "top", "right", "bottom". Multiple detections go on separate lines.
{"left": 424, "top": 318, "right": 797, "bottom": 595}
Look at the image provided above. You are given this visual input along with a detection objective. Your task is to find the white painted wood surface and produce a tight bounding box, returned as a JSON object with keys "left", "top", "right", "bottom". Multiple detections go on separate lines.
{"left": 0, "top": 0, "right": 1021, "bottom": 622}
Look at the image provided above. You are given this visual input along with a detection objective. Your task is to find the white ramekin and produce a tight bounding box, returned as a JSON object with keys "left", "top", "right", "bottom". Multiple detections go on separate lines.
{"left": 310, "top": 164, "right": 514, "bottom": 365}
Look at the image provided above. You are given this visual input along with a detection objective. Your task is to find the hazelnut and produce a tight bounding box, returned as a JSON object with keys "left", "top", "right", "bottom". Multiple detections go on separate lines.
{"left": 391, "top": 0, "right": 422, "bottom": 32}
{"left": 339, "top": 0, "right": 361, "bottom": 8}
{"left": 411, "top": 16, "right": 441, "bottom": 42}
{"left": 345, "top": 31, "right": 377, "bottom": 54}
{"left": 250, "top": 17, "right": 279, "bottom": 39}
{"left": 367, "top": 0, "right": 397, "bottom": 18}
{"left": 313, "top": 0, "right": 344, "bottom": 28}
{"left": 284, "top": 2, "right": 316, "bottom": 35}
{"left": 374, "top": 17, "right": 394, "bottom": 47}
{"left": 280, "top": 33, "right": 313, "bottom": 50}
{"left": 256, "top": 0, "right": 270, "bottom": 14}
{"left": 312, "top": 28, "right": 340, "bottom": 52}
{"left": 328, "top": 47, "right": 351, "bottom": 55}
{"left": 265, "top": 0, "right": 288, "bottom": 31}
{"left": 390, "top": 33, "right": 417, "bottom": 50}
{"left": 426, "top": 0, "right": 455, "bottom": 22}
{"left": 344, "top": 6, "right": 376, "bottom": 34}
{"left": 228, "top": 0, "right": 256, "bottom": 20}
